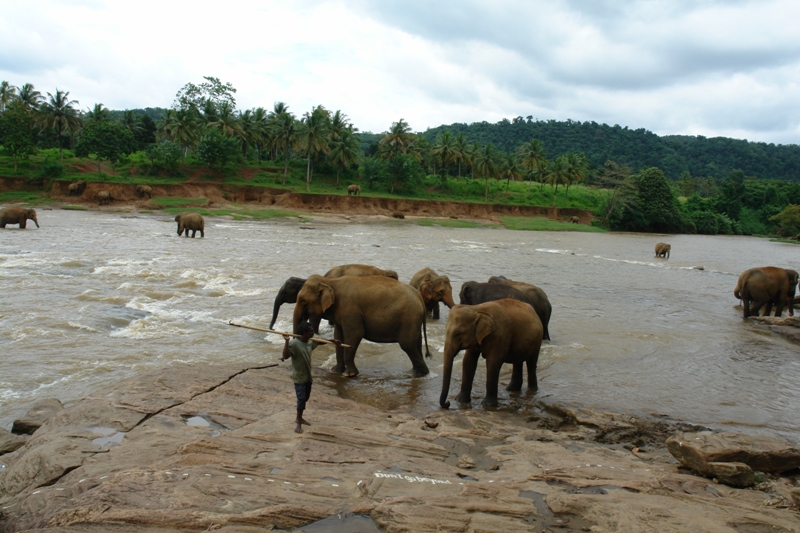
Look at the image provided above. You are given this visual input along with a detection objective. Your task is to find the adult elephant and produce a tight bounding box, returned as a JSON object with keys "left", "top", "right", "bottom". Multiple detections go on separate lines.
{"left": 293, "top": 275, "right": 430, "bottom": 377}
{"left": 324, "top": 264, "right": 398, "bottom": 280}
{"left": 440, "top": 299, "right": 543, "bottom": 409}
{"left": 410, "top": 267, "right": 455, "bottom": 319}
{"left": 478, "top": 276, "right": 553, "bottom": 340}
{"left": 734, "top": 266, "right": 798, "bottom": 318}
{"left": 136, "top": 184, "right": 153, "bottom": 198}
{"left": 347, "top": 184, "right": 361, "bottom": 196}
{"left": 97, "top": 191, "right": 113, "bottom": 205}
{"left": 68, "top": 180, "right": 86, "bottom": 196}
{"left": 175, "top": 212, "right": 205, "bottom": 238}
{"left": 269, "top": 276, "right": 307, "bottom": 329}
{"left": 0, "top": 207, "right": 39, "bottom": 229}
{"left": 569, "top": 216, "right": 580, "bottom": 224}
{"left": 655, "top": 242, "right": 671, "bottom": 258}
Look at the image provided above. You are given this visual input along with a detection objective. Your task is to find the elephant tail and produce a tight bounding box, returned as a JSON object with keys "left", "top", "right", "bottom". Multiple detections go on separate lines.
{"left": 422, "top": 311, "right": 431, "bottom": 359}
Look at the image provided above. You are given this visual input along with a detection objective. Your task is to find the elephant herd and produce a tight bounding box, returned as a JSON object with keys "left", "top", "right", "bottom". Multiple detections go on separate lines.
{"left": 735, "top": 266, "right": 798, "bottom": 319}
{"left": 268, "top": 263, "right": 552, "bottom": 408}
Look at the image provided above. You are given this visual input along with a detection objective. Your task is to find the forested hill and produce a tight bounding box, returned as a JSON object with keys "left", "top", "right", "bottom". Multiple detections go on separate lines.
{"left": 422, "top": 118, "right": 800, "bottom": 181}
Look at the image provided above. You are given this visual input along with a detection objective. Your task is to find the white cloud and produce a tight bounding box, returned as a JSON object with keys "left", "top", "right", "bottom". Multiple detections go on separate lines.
{"left": 1, "top": 0, "right": 799, "bottom": 143}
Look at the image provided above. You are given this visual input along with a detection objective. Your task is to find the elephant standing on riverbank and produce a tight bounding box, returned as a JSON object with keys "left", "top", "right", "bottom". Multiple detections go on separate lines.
{"left": 68, "top": 181, "right": 86, "bottom": 196}
{"left": 655, "top": 243, "right": 671, "bottom": 258}
{"left": 734, "top": 266, "right": 798, "bottom": 318}
{"left": 410, "top": 267, "right": 455, "bottom": 319}
{"left": 293, "top": 275, "right": 430, "bottom": 377}
{"left": 97, "top": 191, "right": 113, "bottom": 205}
{"left": 136, "top": 184, "right": 153, "bottom": 198}
{"left": 440, "top": 299, "right": 543, "bottom": 409}
{"left": 0, "top": 207, "right": 39, "bottom": 228}
{"left": 175, "top": 213, "right": 205, "bottom": 238}
{"left": 347, "top": 184, "right": 360, "bottom": 196}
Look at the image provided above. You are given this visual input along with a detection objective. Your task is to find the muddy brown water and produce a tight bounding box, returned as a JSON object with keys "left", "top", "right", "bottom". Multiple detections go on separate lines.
{"left": 1, "top": 209, "right": 799, "bottom": 442}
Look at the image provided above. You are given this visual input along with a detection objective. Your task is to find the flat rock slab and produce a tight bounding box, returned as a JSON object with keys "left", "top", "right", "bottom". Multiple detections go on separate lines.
{"left": 1, "top": 364, "right": 799, "bottom": 533}
{"left": 667, "top": 431, "right": 800, "bottom": 474}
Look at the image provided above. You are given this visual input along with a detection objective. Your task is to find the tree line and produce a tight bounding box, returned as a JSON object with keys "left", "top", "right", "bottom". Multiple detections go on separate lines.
{"left": 2, "top": 77, "right": 800, "bottom": 237}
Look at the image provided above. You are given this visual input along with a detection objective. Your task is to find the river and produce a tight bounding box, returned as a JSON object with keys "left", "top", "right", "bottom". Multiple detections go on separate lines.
{"left": 1, "top": 209, "right": 798, "bottom": 441}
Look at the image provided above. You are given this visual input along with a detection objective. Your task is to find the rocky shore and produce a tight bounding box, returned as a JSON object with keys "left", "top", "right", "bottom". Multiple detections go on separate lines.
{"left": 1, "top": 363, "right": 799, "bottom": 532}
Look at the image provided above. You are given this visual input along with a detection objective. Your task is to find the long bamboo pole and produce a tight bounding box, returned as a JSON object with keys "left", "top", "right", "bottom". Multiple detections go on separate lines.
{"left": 227, "top": 321, "right": 351, "bottom": 348}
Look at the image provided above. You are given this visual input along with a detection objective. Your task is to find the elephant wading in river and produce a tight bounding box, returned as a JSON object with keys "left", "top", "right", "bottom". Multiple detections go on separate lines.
{"left": 655, "top": 242, "right": 671, "bottom": 258}
{"left": 0, "top": 207, "right": 39, "bottom": 228}
{"left": 410, "top": 267, "right": 456, "bottom": 319}
{"left": 324, "top": 264, "right": 398, "bottom": 280}
{"left": 269, "top": 276, "right": 308, "bottom": 329}
{"left": 175, "top": 213, "right": 205, "bottom": 238}
{"left": 735, "top": 266, "right": 799, "bottom": 318}
{"left": 293, "top": 275, "right": 430, "bottom": 377}
{"left": 463, "top": 278, "right": 552, "bottom": 341}
{"left": 440, "top": 299, "right": 543, "bottom": 408}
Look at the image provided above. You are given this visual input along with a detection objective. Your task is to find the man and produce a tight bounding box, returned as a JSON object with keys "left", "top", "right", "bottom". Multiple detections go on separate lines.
{"left": 280, "top": 322, "right": 340, "bottom": 433}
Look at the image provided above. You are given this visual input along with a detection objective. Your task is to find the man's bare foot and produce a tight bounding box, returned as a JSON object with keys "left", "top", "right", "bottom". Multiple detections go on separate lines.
{"left": 294, "top": 424, "right": 303, "bottom": 433}
{"left": 300, "top": 418, "right": 311, "bottom": 426}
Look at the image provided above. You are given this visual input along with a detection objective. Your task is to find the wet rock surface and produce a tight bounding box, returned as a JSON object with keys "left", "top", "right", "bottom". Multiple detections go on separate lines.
{"left": 11, "top": 398, "right": 64, "bottom": 435}
{"left": 1, "top": 364, "right": 799, "bottom": 533}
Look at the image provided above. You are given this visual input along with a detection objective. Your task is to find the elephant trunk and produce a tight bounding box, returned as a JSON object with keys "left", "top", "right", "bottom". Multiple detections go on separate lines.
{"left": 440, "top": 345, "right": 457, "bottom": 409}
{"left": 269, "top": 297, "right": 283, "bottom": 330}
{"left": 443, "top": 292, "right": 456, "bottom": 309}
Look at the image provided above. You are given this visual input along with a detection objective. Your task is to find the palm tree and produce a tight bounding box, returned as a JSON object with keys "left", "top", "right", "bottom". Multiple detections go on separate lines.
{"left": 273, "top": 108, "right": 296, "bottom": 184}
{"left": 0, "top": 81, "right": 17, "bottom": 114}
{"left": 158, "top": 108, "right": 200, "bottom": 159}
{"left": 250, "top": 107, "right": 269, "bottom": 161}
{"left": 431, "top": 131, "right": 457, "bottom": 187}
{"left": 121, "top": 110, "right": 142, "bottom": 135}
{"left": 237, "top": 109, "right": 257, "bottom": 158}
{"left": 207, "top": 101, "right": 241, "bottom": 137}
{"left": 328, "top": 129, "right": 361, "bottom": 184}
{"left": 501, "top": 153, "right": 523, "bottom": 193}
{"left": 379, "top": 119, "right": 414, "bottom": 161}
{"left": 295, "top": 105, "right": 330, "bottom": 191}
{"left": 518, "top": 138, "right": 547, "bottom": 191}
{"left": 36, "top": 89, "right": 82, "bottom": 161}
{"left": 545, "top": 156, "right": 570, "bottom": 206}
{"left": 85, "top": 103, "right": 110, "bottom": 123}
{"left": 474, "top": 143, "right": 500, "bottom": 202}
{"left": 453, "top": 132, "right": 468, "bottom": 179}
{"left": 17, "top": 83, "right": 43, "bottom": 113}
{"left": 563, "top": 153, "right": 588, "bottom": 206}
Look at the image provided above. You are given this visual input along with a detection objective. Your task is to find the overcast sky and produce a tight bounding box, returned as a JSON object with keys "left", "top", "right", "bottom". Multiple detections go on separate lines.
{"left": 2, "top": 0, "right": 799, "bottom": 144}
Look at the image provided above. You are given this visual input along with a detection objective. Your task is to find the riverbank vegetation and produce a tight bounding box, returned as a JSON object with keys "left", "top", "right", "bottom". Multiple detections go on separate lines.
{"left": 2, "top": 77, "right": 800, "bottom": 237}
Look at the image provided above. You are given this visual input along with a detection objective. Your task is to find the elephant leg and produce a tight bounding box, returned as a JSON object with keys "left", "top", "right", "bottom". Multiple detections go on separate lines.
{"left": 507, "top": 361, "right": 523, "bottom": 391}
{"left": 200, "top": 229, "right": 204, "bottom": 238}
{"left": 339, "top": 323, "right": 364, "bottom": 377}
{"left": 432, "top": 301, "right": 440, "bottom": 320}
{"left": 483, "top": 356, "right": 504, "bottom": 407}
{"left": 742, "top": 298, "right": 752, "bottom": 318}
{"left": 526, "top": 355, "right": 539, "bottom": 392}
{"left": 456, "top": 348, "right": 481, "bottom": 403}
{"left": 332, "top": 324, "right": 347, "bottom": 374}
{"left": 399, "top": 337, "right": 429, "bottom": 377}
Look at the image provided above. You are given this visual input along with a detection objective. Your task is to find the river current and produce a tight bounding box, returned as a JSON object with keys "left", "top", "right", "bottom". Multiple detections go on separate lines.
{"left": 1, "top": 209, "right": 799, "bottom": 441}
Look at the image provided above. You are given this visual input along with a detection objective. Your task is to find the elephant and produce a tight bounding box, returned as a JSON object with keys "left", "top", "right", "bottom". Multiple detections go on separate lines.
{"left": 734, "top": 266, "right": 798, "bottom": 318}
{"left": 97, "top": 191, "right": 113, "bottom": 205}
{"left": 347, "top": 184, "right": 361, "bottom": 196}
{"left": 440, "top": 299, "right": 543, "bottom": 409}
{"left": 655, "top": 242, "right": 671, "bottom": 258}
{"left": 68, "top": 180, "right": 86, "bottom": 196}
{"left": 410, "top": 267, "right": 455, "bottom": 319}
{"left": 324, "top": 264, "right": 398, "bottom": 280}
{"left": 136, "top": 184, "right": 153, "bottom": 198}
{"left": 0, "top": 207, "right": 39, "bottom": 229}
{"left": 480, "top": 277, "right": 552, "bottom": 341}
{"left": 293, "top": 275, "right": 430, "bottom": 377}
{"left": 569, "top": 216, "right": 580, "bottom": 224}
{"left": 175, "top": 212, "right": 205, "bottom": 238}
{"left": 269, "top": 276, "right": 308, "bottom": 329}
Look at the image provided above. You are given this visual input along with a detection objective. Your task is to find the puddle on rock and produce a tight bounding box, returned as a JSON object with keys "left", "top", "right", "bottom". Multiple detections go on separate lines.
{"left": 292, "top": 514, "right": 380, "bottom": 532}
{"left": 183, "top": 415, "right": 227, "bottom": 430}
{"left": 518, "top": 490, "right": 596, "bottom": 532}
{"left": 88, "top": 426, "right": 126, "bottom": 448}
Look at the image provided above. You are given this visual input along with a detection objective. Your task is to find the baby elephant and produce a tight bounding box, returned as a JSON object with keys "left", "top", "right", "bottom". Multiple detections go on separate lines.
{"left": 175, "top": 212, "right": 205, "bottom": 238}
{"left": 655, "top": 242, "right": 671, "bottom": 258}
{"left": 347, "top": 184, "right": 361, "bottom": 196}
{"left": 0, "top": 206, "right": 39, "bottom": 228}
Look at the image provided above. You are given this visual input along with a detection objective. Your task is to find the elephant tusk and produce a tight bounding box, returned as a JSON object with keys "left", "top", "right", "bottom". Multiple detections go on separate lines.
{"left": 227, "top": 321, "right": 352, "bottom": 348}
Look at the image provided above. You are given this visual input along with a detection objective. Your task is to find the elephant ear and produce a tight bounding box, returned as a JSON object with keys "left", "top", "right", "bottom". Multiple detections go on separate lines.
{"left": 319, "top": 283, "right": 335, "bottom": 313}
{"left": 419, "top": 279, "right": 434, "bottom": 300}
{"left": 474, "top": 312, "right": 495, "bottom": 344}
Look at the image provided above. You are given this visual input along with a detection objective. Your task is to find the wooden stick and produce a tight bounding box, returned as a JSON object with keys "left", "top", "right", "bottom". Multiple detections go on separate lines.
{"left": 227, "top": 321, "right": 351, "bottom": 348}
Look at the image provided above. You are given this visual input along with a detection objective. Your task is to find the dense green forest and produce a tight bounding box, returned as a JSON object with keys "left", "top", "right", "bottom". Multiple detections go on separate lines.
{"left": 2, "top": 77, "right": 800, "bottom": 238}
{"left": 422, "top": 118, "right": 800, "bottom": 182}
